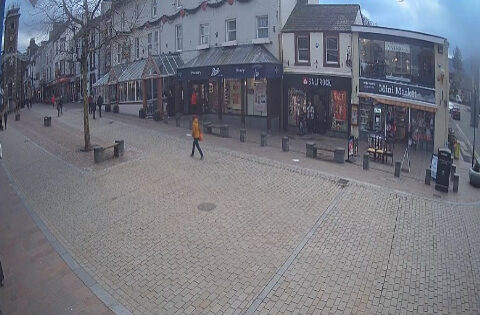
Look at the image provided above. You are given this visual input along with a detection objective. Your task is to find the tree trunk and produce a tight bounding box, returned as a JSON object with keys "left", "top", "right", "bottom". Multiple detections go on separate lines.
{"left": 82, "top": 37, "right": 91, "bottom": 150}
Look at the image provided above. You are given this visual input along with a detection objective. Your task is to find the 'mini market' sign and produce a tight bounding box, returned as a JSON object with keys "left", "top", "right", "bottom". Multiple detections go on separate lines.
{"left": 359, "top": 78, "right": 435, "bottom": 104}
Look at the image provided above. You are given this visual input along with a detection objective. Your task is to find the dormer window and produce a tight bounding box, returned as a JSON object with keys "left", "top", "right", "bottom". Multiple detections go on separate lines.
{"left": 295, "top": 33, "right": 310, "bottom": 65}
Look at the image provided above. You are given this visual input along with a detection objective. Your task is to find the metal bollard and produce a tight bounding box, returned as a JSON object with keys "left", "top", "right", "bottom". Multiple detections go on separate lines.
{"left": 394, "top": 161, "right": 401, "bottom": 178}
{"left": 363, "top": 153, "right": 369, "bottom": 170}
{"left": 282, "top": 137, "right": 289, "bottom": 152}
{"left": 44, "top": 116, "right": 51, "bottom": 127}
{"left": 261, "top": 132, "right": 267, "bottom": 147}
{"left": 453, "top": 174, "right": 459, "bottom": 192}
{"left": 114, "top": 140, "right": 125, "bottom": 157}
{"left": 240, "top": 129, "right": 246, "bottom": 142}
{"left": 94, "top": 147, "right": 105, "bottom": 163}
{"left": 425, "top": 168, "right": 431, "bottom": 185}
{"left": 451, "top": 164, "right": 456, "bottom": 180}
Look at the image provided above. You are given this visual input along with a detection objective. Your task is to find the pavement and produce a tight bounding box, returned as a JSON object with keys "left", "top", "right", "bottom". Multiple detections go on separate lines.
{"left": 449, "top": 103, "right": 479, "bottom": 162}
{"left": 0, "top": 103, "right": 479, "bottom": 314}
{"left": 0, "top": 161, "right": 112, "bottom": 315}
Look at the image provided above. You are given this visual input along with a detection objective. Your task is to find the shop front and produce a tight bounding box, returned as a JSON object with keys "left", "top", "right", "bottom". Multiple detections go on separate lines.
{"left": 283, "top": 73, "right": 351, "bottom": 138}
{"left": 177, "top": 45, "right": 282, "bottom": 131}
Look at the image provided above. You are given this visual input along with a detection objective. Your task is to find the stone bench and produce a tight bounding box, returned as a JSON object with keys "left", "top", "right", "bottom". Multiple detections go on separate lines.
{"left": 206, "top": 124, "right": 229, "bottom": 138}
{"left": 94, "top": 140, "right": 124, "bottom": 163}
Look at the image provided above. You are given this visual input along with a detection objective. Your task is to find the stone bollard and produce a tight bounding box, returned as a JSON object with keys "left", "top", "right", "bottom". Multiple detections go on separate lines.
{"left": 261, "top": 132, "right": 267, "bottom": 147}
{"left": 44, "top": 116, "right": 51, "bottom": 127}
{"left": 94, "top": 146, "right": 105, "bottom": 163}
{"left": 15, "top": 113, "right": 20, "bottom": 121}
{"left": 240, "top": 129, "right": 246, "bottom": 142}
{"left": 425, "top": 168, "right": 431, "bottom": 185}
{"left": 114, "top": 140, "right": 125, "bottom": 157}
{"left": 282, "top": 137, "right": 289, "bottom": 152}
{"left": 394, "top": 161, "right": 401, "bottom": 177}
{"left": 363, "top": 153, "right": 369, "bottom": 170}
{"left": 334, "top": 148, "right": 345, "bottom": 164}
{"left": 176, "top": 116, "right": 181, "bottom": 127}
{"left": 451, "top": 164, "right": 456, "bottom": 180}
{"left": 306, "top": 142, "right": 317, "bottom": 158}
{"left": 453, "top": 174, "right": 459, "bottom": 192}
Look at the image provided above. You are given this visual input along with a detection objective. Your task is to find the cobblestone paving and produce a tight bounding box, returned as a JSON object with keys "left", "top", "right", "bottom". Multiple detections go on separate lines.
{"left": 1, "top": 107, "right": 479, "bottom": 314}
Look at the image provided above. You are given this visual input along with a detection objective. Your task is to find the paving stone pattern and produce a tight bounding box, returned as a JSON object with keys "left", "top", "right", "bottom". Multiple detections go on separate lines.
{"left": 1, "top": 107, "right": 479, "bottom": 314}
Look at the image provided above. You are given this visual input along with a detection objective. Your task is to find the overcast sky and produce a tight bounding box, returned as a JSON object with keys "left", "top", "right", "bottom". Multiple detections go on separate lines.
{"left": 4, "top": 0, "right": 480, "bottom": 60}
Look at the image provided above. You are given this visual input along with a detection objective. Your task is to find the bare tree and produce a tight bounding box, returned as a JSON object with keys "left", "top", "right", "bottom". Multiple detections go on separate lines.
{"left": 35, "top": 0, "right": 141, "bottom": 150}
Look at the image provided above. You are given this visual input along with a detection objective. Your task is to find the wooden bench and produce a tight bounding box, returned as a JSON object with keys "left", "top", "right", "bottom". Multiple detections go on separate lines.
{"left": 207, "top": 124, "right": 229, "bottom": 138}
{"left": 94, "top": 140, "right": 124, "bottom": 163}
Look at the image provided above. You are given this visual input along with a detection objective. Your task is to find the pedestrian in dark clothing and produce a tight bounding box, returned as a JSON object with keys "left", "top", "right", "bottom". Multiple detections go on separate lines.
{"left": 91, "top": 96, "right": 96, "bottom": 120}
{"left": 0, "top": 258, "right": 4, "bottom": 287}
{"left": 59, "top": 97, "right": 63, "bottom": 115}
{"left": 97, "top": 95, "right": 103, "bottom": 118}
{"left": 88, "top": 95, "right": 93, "bottom": 114}
{"left": 57, "top": 97, "right": 63, "bottom": 117}
{"left": 3, "top": 112, "right": 7, "bottom": 130}
{"left": 190, "top": 114, "right": 204, "bottom": 159}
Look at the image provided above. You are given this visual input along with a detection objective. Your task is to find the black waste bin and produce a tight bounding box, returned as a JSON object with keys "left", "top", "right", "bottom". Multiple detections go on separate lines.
{"left": 435, "top": 148, "right": 452, "bottom": 192}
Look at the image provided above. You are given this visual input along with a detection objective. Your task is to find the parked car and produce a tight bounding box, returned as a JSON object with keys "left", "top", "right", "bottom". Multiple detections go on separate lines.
{"left": 451, "top": 106, "right": 461, "bottom": 120}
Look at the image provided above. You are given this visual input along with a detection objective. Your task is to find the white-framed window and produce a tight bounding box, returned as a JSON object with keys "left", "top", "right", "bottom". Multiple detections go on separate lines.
{"left": 256, "top": 15, "right": 268, "bottom": 39}
{"left": 200, "top": 23, "right": 209, "bottom": 45}
{"left": 135, "top": 4, "right": 140, "bottom": 19}
{"left": 121, "top": 11, "right": 126, "bottom": 30}
{"left": 226, "top": 19, "right": 236, "bottom": 42}
{"left": 325, "top": 35, "right": 339, "bottom": 64}
{"left": 175, "top": 24, "right": 183, "bottom": 51}
{"left": 135, "top": 37, "right": 140, "bottom": 59}
{"left": 117, "top": 44, "right": 121, "bottom": 63}
{"left": 154, "top": 30, "right": 159, "bottom": 53}
{"left": 151, "top": 0, "right": 158, "bottom": 17}
{"left": 147, "top": 33, "right": 152, "bottom": 55}
{"left": 296, "top": 33, "right": 310, "bottom": 64}
{"left": 175, "top": 0, "right": 182, "bottom": 8}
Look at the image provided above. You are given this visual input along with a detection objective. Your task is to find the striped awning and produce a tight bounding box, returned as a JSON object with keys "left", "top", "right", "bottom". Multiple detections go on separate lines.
{"left": 359, "top": 92, "right": 438, "bottom": 113}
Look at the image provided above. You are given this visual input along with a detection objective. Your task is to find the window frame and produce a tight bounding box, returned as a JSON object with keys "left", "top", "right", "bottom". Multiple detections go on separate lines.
{"left": 175, "top": 24, "right": 183, "bottom": 51}
{"left": 151, "top": 0, "right": 158, "bottom": 17}
{"left": 225, "top": 19, "right": 237, "bottom": 42}
{"left": 147, "top": 32, "right": 153, "bottom": 55}
{"left": 256, "top": 15, "right": 269, "bottom": 39}
{"left": 200, "top": 23, "right": 209, "bottom": 45}
{"left": 175, "top": 0, "right": 182, "bottom": 9}
{"left": 324, "top": 33, "right": 340, "bottom": 67}
{"left": 135, "top": 37, "right": 140, "bottom": 59}
{"left": 295, "top": 32, "right": 310, "bottom": 65}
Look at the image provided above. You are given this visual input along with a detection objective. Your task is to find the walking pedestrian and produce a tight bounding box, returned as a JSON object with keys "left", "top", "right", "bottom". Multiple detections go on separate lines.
{"left": 88, "top": 95, "right": 93, "bottom": 114}
{"left": 190, "top": 114, "right": 204, "bottom": 160}
{"left": 0, "top": 258, "right": 4, "bottom": 287}
{"left": 3, "top": 112, "right": 7, "bottom": 130}
{"left": 97, "top": 95, "right": 103, "bottom": 118}
{"left": 51, "top": 94, "right": 56, "bottom": 108}
{"left": 91, "top": 95, "right": 96, "bottom": 120}
{"left": 59, "top": 97, "right": 63, "bottom": 115}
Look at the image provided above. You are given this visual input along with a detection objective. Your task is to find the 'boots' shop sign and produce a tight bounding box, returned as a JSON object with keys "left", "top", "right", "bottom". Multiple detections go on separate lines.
{"left": 359, "top": 78, "right": 435, "bottom": 104}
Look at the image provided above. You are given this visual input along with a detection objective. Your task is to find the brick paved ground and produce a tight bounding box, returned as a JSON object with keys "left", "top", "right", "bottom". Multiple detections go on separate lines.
{"left": 0, "top": 162, "right": 112, "bottom": 315}
{"left": 0, "top": 105, "right": 479, "bottom": 314}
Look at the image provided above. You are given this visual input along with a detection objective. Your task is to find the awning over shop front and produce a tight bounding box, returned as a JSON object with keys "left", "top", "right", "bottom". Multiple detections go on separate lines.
{"left": 93, "top": 72, "right": 109, "bottom": 88}
{"left": 117, "top": 59, "right": 147, "bottom": 83}
{"left": 151, "top": 54, "right": 184, "bottom": 78}
{"left": 359, "top": 92, "right": 438, "bottom": 113}
{"left": 177, "top": 45, "right": 282, "bottom": 81}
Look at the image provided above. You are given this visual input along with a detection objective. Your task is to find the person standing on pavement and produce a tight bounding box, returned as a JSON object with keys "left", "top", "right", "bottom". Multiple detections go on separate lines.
{"left": 88, "top": 95, "right": 93, "bottom": 114}
{"left": 190, "top": 114, "right": 204, "bottom": 160}
{"left": 3, "top": 112, "right": 7, "bottom": 130}
{"left": 97, "top": 95, "right": 103, "bottom": 118}
{"left": 90, "top": 95, "right": 96, "bottom": 119}
{"left": 0, "top": 257, "right": 4, "bottom": 287}
{"left": 51, "top": 94, "right": 56, "bottom": 108}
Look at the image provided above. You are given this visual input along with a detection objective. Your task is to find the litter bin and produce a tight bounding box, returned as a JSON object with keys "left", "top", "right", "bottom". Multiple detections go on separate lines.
{"left": 435, "top": 148, "right": 452, "bottom": 192}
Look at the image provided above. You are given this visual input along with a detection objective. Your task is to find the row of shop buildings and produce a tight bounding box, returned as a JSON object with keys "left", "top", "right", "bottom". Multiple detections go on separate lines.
{"left": 19, "top": 0, "right": 449, "bottom": 152}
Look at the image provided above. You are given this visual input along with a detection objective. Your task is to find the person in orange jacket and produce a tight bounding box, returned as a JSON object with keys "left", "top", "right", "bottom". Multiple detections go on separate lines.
{"left": 190, "top": 114, "right": 204, "bottom": 159}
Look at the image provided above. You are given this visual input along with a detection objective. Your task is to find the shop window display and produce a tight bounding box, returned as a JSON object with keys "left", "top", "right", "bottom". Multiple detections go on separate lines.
{"left": 247, "top": 79, "right": 267, "bottom": 116}
{"left": 223, "top": 79, "right": 242, "bottom": 115}
{"left": 330, "top": 90, "right": 347, "bottom": 132}
{"left": 411, "top": 109, "right": 434, "bottom": 143}
{"left": 288, "top": 88, "right": 306, "bottom": 126}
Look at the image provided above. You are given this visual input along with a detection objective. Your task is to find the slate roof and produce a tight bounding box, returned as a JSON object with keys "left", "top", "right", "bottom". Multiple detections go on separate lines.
{"left": 152, "top": 54, "right": 184, "bottom": 77}
{"left": 117, "top": 59, "right": 147, "bottom": 83}
{"left": 180, "top": 45, "right": 280, "bottom": 69}
{"left": 282, "top": 4, "right": 361, "bottom": 33}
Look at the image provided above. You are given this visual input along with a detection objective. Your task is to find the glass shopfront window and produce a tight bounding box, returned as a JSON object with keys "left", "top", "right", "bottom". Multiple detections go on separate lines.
{"left": 128, "top": 82, "right": 135, "bottom": 101}
{"left": 247, "top": 79, "right": 267, "bottom": 117}
{"left": 136, "top": 80, "right": 143, "bottom": 101}
{"left": 330, "top": 90, "right": 347, "bottom": 132}
{"left": 288, "top": 88, "right": 306, "bottom": 126}
{"left": 223, "top": 79, "right": 242, "bottom": 115}
{"left": 359, "top": 36, "right": 434, "bottom": 87}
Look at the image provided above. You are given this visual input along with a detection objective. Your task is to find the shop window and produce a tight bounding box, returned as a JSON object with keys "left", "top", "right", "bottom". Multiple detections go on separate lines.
{"left": 385, "top": 41, "right": 411, "bottom": 82}
{"left": 359, "top": 38, "right": 385, "bottom": 79}
{"left": 247, "top": 79, "right": 267, "bottom": 116}
{"left": 325, "top": 35, "right": 339, "bottom": 65}
{"left": 175, "top": 24, "right": 183, "bottom": 51}
{"left": 224, "top": 79, "right": 242, "bottom": 115}
{"left": 295, "top": 33, "right": 310, "bottom": 64}
{"left": 128, "top": 81, "right": 135, "bottom": 101}
{"left": 136, "top": 81, "right": 143, "bottom": 101}
{"left": 330, "top": 90, "right": 347, "bottom": 132}
{"left": 200, "top": 24, "right": 209, "bottom": 45}
{"left": 256, "top": 15, "right": 268, "bottom": 39}
{"left": 226, "top": 19, "right": 236, "bottom": 42}
{"left": 288, "top": 88, "right": 306, "bottom": 126}
{"left": 411, "top": 109, "right": 434, "bottom": 143}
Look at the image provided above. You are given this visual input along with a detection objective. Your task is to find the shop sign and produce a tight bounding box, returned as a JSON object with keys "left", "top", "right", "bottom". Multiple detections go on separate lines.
{"left": 303, "top": 76, "right": 332, "bottom": 87}
{"left": 178, "top": 64, "right": 282, "bottom": 80}
{"left": 385, "top": 41, "right": 410, "bottom": 54}
{"left": 359, "top": 78, "right": 436, "bottom": 104}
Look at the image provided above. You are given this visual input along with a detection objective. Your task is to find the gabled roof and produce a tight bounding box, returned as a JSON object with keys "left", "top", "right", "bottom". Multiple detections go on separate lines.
{"left": 282, "top": 4, "right": 361, "bottom": 33}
